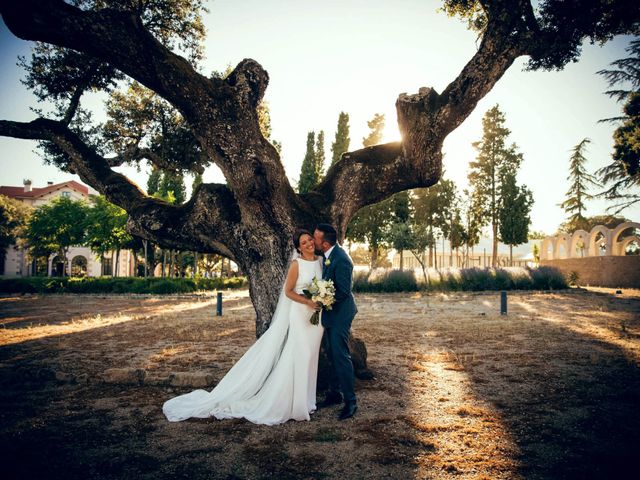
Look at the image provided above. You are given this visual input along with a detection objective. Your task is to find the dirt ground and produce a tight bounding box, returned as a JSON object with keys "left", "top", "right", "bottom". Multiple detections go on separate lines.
{"left": 1, "top": 287, "right": 639, "bottom": 480}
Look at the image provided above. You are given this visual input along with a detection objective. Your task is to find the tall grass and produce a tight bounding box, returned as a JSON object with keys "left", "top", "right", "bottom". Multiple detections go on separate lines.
{"left": 353, "top": 266, "right": 568, "bottom": 293}
{"left": 0, "top": 276, "right": 246, "bottom": 294}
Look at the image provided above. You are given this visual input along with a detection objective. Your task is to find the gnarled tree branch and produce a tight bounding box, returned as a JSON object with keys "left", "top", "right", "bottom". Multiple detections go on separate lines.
{"left": 0, "top": 117, "right": 240, "bottom": 256}
{"left": 314, "top": 1, "right": 532, "bottom": 237}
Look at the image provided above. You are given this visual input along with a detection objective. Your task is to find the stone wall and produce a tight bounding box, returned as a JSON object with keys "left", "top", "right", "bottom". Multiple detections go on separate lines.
{"left": 541, "top": 256, "right": 640, "bottom": 288}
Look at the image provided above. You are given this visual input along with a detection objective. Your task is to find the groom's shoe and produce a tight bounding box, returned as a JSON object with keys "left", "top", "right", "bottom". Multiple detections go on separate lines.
{"left": 317, "top": 391, "right": 342, "bottom": 409}
{"left": 338, "top": 401, "right": 357, "bottom": 420}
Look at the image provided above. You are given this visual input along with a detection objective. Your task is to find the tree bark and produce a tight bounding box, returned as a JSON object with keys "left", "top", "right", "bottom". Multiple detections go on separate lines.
{"left": 492, "top": 223, "right": 498, "bottom": 268}
{"left": 370, "top": 243, "right": 379, "bottom": 270}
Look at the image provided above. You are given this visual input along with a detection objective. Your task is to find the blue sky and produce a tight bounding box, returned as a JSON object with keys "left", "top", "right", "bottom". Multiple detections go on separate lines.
{"left": 1, "top": 0, "right": 638, "bottom": 234}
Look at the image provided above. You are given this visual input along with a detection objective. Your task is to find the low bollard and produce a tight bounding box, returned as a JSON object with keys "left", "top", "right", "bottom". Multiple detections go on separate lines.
{"left": 500, "top": 290, "right": 507, "bottom": 315}
{"left": 216, "top": 292, "right": 222, "bottom": 316}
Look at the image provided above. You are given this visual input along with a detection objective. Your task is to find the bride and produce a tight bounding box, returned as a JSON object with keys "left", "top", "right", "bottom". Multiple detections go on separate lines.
{"left": 162, "top": 229, "right": 325, "bottom": 425}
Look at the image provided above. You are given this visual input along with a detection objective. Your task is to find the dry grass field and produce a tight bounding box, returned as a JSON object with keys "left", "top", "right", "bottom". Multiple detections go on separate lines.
{"left": 1, "top": 287, "right": 639, "bottom": 480}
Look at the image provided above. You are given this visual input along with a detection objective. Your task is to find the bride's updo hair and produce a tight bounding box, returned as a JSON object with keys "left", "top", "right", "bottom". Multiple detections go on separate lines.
{"left": 293, "top": 228, "right": 312, "bottom": 254}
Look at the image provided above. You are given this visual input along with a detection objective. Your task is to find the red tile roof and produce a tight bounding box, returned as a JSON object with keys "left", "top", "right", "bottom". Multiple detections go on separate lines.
{"left": 0, "top": 180, "right": 89, "bottom": 199}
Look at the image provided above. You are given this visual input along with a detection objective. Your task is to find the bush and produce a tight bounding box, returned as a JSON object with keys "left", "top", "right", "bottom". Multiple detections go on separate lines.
{"left": 0, "top": 276, "right": 247, "bottom": 294}
{"left": 353, "top": 269, "right": 419, "bottom": 293}
{"left": 353, "top": 266, "right": 568, "bottom": 292}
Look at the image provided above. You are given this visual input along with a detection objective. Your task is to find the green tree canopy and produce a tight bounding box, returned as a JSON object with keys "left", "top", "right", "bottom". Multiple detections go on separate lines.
{"left": 443, "top": 0, "right": 640, "bottom": 70}
{"left": 25, "top": 196, "right": 88, "bottom": 274}
{"left": 0, "top": 194, "right": 32, "bottom": 252}
{"left": 499, "top": 171, "right": 534, "bottom": 264}
{"left": 84, "top": 195, "right": 132, "bottom": 258}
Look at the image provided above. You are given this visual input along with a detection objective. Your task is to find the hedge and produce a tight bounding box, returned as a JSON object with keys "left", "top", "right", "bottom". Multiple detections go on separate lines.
{"left": 0, "top": 276, "right": 246, "bottom": 294}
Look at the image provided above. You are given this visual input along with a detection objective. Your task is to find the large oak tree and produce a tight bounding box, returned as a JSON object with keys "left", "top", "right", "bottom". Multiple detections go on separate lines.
{"left": 0, "top": 0, "right": 638, "bottom": 335}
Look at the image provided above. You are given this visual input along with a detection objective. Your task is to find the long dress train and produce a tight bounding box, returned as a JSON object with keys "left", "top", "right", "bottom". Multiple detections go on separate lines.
{"left": 162, "top": 257, "right": 324, "bottom": 425}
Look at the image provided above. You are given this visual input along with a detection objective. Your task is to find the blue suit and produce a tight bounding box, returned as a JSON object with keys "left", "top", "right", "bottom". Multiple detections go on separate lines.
{"left": 321, "top": 245, "right": 357, "bottom": 403}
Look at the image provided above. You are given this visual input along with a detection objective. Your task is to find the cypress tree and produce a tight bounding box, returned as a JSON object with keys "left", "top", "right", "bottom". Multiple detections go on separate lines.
{"left": 331, "top": 112, "right": 350, "bottom": 166}
{"left": 298, "top": 131, "right": 317, "bottom": 193}
{"left": 315, "top": 130, "right": 326, "bottom": 180}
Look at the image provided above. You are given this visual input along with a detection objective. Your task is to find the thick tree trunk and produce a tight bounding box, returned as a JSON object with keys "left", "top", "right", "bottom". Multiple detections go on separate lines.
{"left": 492, "top": 223, "right": 498, "bottom": 268}
{"left": 193, "top": 251, "right": 198, "bottom": 278}
{"left": 132, "top": 250, "right": 138, "bottom": 277}
{"left": 241, "top": 254, "right": 289, "bottom": 337}
{"left": 370, "top": 243, "right": 379, "bottom": 270}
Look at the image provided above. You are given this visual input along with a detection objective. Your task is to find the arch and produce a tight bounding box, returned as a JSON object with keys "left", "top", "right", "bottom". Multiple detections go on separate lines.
{"left": 569, "top": 230, "right": 589, "bottom": 258}
{"left": 611, "top": 222, "right": 640, "bottom": 243}
{"left": 619, "top": 235, "right": 640, "bottom": 256}
{"left": 611, "top": 222, "right": 640, "bottom": 255}
{"left": 50, "top": 255, "right": 65, "bottom": 277}
{"left": 588, "top": 225, "right": 611, "bottom": 256}
{"left": 71, "top": 255, "right": 88, "bottom": 277}
{"left": 554, "top": 234, "right": 571, "bottom": 259}
{"left": 541, "top": 237, "right": 555, "bottom": 260}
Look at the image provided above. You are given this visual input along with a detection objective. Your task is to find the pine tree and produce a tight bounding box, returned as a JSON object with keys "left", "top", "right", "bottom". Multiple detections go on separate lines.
{"left": 468, "top": 105, "right": 523, "bottom": 267}
{"left": 331, "top": 112, "right": 350, "bottom": 166}
{"left": 298, "top": 131, "right": 317, "bottom": 193}
{"left": 362, "top": 113, "right": 385, "bottom": 147}
{"left": 315, "top": 130, "right": 326, "bottom": 180}
{"left": 498, "top": 171, "right": 533, "bottom": 265}
{"left": 559, "top": 138, "right": 601, "bottom": 232}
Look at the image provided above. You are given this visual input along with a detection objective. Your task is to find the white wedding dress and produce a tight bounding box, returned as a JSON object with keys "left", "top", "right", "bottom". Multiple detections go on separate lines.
{"left": 163, "top": 256, "right": 324, "bottom": 425}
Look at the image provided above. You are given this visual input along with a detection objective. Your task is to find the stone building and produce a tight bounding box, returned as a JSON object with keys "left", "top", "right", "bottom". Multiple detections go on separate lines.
{"left": 0, "top": 179, "right": 135, "bottom": 278}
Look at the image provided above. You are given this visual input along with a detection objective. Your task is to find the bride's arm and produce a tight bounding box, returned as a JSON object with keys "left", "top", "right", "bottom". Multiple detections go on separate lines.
{"left": 284, "top": 261, "right": 321, "bottom": 310}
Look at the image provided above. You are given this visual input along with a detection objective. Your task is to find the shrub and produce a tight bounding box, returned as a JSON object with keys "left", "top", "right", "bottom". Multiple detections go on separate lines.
{"left": 353, "top": 266, "right": 568, "bottom": 292}
{"left": 0, "top": 276, "right": 247, "bottom": 294}
{"left": 353, "top": 269, "right": 418, "bottom": 293}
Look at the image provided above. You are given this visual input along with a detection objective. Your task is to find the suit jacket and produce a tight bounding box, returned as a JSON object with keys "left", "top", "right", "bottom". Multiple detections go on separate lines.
{"left": 321, "top": 245, "right": 357, "bottom": 328}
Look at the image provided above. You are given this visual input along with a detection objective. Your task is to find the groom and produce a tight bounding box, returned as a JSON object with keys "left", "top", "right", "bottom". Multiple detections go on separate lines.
{"left": 313, "top": 223, "right": 358, "bottom": 420}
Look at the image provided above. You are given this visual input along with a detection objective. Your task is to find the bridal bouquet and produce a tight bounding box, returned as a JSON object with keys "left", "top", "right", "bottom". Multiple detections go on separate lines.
{"left": 302, "top": 277, "right": 336, "bottom": 325}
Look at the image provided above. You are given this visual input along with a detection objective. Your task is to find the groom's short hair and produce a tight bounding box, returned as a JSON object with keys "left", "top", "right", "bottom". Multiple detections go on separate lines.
{"left": 315, "top": 223, "right": 337, "bottom": 245}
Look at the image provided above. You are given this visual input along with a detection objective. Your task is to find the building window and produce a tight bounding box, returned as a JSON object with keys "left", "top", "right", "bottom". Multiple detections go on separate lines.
{"left": 102, "top": 257, "right": 113, "bottom": 276}
{"left": 61, "top": 191, "right": 71, "bottom": 198}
